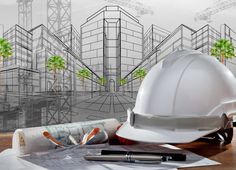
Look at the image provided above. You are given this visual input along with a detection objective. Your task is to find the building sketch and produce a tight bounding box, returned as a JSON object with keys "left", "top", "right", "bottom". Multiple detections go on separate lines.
{"left": 81, "top": 6, "right": 143, "bottom": 92}
{"left": 103, "top": 0, "right": 154, "bottom": 17}
{"left": 0, "top": 1, "right": 236, "bottom": 132}
{"left": 144, "top": 24, "right": 170, "bottom": 58}
{"left": 17, "top": 0, "right": 33, "bottom": 30}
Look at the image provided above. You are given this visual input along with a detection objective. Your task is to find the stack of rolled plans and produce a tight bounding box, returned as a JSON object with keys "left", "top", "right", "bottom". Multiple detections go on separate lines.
{"left": 12, "top": 119, "right": 121, "bottom": 156}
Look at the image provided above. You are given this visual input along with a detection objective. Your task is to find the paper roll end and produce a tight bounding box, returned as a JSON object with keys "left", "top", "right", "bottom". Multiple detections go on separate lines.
{"left": 12, "top": 129, "right": 27, "bottom": 156}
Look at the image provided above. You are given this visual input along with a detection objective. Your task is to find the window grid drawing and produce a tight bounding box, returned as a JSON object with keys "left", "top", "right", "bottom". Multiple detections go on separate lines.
{"left": 1, "top": 6, "right": 236, "bottom": 132}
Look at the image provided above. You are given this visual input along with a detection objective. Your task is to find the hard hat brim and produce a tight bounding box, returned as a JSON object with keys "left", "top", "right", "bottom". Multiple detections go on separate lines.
{"left": 116, "top": 122, "right": 219, "bottom": 143}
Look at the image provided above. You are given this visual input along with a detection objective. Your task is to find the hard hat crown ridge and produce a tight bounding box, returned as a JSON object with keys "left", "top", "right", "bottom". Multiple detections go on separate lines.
{"left": 134, "top": 50, "right": 236, "bottom": 117}
{"left": 116, "top": 50, "right": 236, "bottom": 143}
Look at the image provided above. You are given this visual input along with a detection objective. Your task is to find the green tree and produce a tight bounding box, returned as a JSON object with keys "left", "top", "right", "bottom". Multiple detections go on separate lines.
{"left": 119, "top": 78, "right": 127, "bottom": 93}
{"left": 98, "top": 77, "right": 106, "bottom": 86}
{"left": 0, "top": 38, "right": 12, "bottom": 92}
{"left": 211, "top": 39, "right": 235, "bottom": 64}
{"left": 76, "top": 69, "right": 91, "bottom": 87}
{"left": 119, "top": 78, "right": 127, "bottom": 86}
{"left": 46, "top": 55, "right": 66, "bottom": 92}
{"left": 133, "top": 68, "right": 147, "bottom": 82}
{"left": 0, "top": 38, "right": 13, "bottom": 63}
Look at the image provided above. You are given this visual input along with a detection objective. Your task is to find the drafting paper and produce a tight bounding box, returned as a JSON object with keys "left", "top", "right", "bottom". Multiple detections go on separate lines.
{"left": 0, "top": 144, "right": 219, "bottom": 170}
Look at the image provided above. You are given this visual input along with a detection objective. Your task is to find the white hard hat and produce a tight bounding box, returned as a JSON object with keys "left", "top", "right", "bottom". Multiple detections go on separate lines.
{"left": 116, "top": 50, "right": 236, "bottom": 143}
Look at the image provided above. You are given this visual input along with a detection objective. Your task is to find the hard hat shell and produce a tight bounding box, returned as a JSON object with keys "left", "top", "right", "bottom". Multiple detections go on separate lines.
{"left": 116, "top": 50, "right": 236, "bottom": 143}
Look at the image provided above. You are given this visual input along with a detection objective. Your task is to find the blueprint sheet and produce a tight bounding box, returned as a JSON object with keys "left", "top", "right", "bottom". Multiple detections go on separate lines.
{"left": 0, "top": 144, "right": 220, "bottom": 170}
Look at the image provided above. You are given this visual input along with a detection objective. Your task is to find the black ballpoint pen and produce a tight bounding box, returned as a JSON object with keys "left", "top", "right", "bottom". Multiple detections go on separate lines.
{"left": 101, "top": 150, "right": 186, "bottom": 161}
{"left": 84, "top": 154, "right": 163, "bottom": 164}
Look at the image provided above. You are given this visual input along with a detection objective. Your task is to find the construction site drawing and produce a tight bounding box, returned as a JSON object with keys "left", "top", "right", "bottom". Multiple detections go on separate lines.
{"left": 1, "top": 1, "right": 236, "bottom": 132}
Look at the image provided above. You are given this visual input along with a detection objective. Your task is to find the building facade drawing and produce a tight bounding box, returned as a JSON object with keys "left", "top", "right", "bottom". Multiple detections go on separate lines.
{"left": 0, "top": 4, "right": 236, "bottom": 132}
{"left": 81, "top": 6, "right": 143, "bottom": 92}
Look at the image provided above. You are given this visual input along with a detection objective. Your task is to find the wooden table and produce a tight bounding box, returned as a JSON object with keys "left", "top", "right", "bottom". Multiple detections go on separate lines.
{"left": 0, "top": 133, "right": 12, "bottom": 152}
{"left": 1, "top": 129, "right": 236, "bottom": 169}
{"left": 177, "top": 129, "right": 236, "bottom": 170}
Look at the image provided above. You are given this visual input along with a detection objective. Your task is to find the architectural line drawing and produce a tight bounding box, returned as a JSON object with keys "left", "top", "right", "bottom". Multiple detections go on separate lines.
{"left": 47, "top": 0, "right": 72, "bottom": 33}
{"left": 0, "top": 2, "right": 236, "bottom": 132}
{"left": 103, "top": 0, "right": 154, "bottom": 17}
{"left": 17, "top": 0, "right": 33, "bottom": 30}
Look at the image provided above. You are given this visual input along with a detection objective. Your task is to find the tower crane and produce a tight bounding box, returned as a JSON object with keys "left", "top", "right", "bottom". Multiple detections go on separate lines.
{"left": 195, "top": 0, "right": 236, "bottom": 22}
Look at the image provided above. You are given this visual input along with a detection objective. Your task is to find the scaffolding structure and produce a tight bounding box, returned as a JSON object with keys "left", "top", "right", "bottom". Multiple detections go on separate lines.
{"left": 47, "top": 0, "right": 72, "bottom": 33}
{"left": 17, "top": 0, "right": 33, "bottom": 30}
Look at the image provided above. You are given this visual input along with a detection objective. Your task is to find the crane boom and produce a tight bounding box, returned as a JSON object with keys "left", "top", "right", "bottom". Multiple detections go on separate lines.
{"left": 195, "top": 0, "right": 236, "bottom": 22}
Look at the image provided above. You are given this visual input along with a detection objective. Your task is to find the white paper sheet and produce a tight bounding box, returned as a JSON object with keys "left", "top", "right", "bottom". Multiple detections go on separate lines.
{"left": 0, "top": 144, "right": 219, "bottom": 170}
{"left": 0, "top": 144, "right": 220, "bottom": 170}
